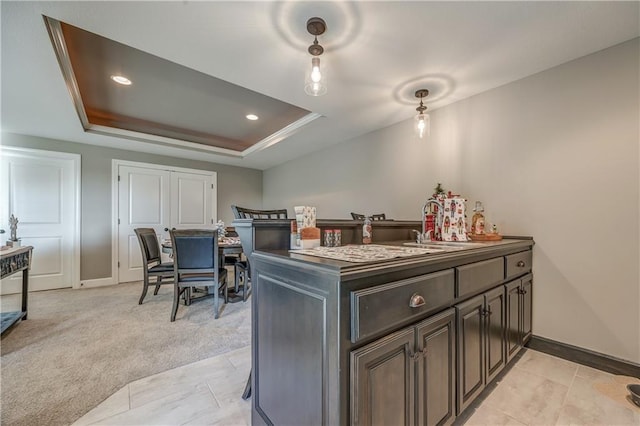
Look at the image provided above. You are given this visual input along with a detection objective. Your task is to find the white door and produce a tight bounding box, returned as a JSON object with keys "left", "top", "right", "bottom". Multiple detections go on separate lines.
{"left": 170, "top": 171, "right": 215, "bottom": 230}
{"left": 0, "top": 148, "right": 80, "bottom": 293}
{"left": 117, "top": 165, "right": 170, "bottom": 283}
{"left": 116, "top": 163, "right": 216, "bottom": 284}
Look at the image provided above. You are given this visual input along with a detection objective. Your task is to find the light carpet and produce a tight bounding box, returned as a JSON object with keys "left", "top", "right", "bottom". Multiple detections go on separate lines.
{"left": 0, "top": 280, "right": 251, "bottom": 426}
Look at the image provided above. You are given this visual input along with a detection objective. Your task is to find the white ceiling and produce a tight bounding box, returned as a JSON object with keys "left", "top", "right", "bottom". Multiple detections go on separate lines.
{"left": 2, "top": 1, "right": 638, "bottom": 170}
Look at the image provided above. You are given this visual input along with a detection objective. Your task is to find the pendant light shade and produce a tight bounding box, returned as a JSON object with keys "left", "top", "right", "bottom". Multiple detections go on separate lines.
{"left": 304, "top": 17, "right": 327, "bottom": 96}
{"left": 414, "top": 89, "right": 430, "bottom": 139}
{"left": 305, "top": 57, "right": 327, "bottom": 96}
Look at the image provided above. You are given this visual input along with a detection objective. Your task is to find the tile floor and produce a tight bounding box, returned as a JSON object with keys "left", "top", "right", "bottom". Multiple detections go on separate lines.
{"left": 73, "top": 347, "right": 639, "bottom": 425}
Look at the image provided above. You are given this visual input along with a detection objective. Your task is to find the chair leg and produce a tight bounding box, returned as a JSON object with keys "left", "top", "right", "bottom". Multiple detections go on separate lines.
{"left": 241, "top": 371, "right": 252, "bottom": 400}
{"left": 234, "top": 264, "right": 241, "bottom": 293}
{"left": 243, "top": 274, "right": 250, "bottom": 302}
{"left": 171, "top": 285, "right": 181, "bottom": 322}
{"left": 214, "top": 286, "right": 220, "bottom": 319}
{"left": 138, "top": 277, "right": 150, "bottom": 305}
{"left": 153, "top": 276, "right": 162, "bottom": 295}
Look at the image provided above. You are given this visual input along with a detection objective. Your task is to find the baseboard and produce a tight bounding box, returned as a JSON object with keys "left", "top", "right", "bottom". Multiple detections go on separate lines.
{"left": 527, "top": 335, "right": 640, "bottom": 378}
{"left": 79, "top": 277, "right": 116, "bottom": 288}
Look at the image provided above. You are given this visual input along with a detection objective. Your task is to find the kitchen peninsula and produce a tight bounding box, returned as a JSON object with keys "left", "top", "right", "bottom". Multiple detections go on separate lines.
{"left": 244, "top": 218, "right": 534, "bottom": 426}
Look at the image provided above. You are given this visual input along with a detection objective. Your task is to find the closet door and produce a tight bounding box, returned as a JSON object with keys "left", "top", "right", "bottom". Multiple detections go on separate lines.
{"left": 170, "top": 171, "right": 215, "bottom": 230}
{"left": 117, "top": 164, "right": 217, "bottom": 284}
{"left": 117, "top": 166, "right": 171, "bottom": 283}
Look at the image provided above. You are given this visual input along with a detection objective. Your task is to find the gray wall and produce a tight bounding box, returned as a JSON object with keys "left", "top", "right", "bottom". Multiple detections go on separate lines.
{"left": 264, "top": 39, "right": 640, "bottom": 364}
{"left": 1, "top": 133, "right": 263, "bottom": 281}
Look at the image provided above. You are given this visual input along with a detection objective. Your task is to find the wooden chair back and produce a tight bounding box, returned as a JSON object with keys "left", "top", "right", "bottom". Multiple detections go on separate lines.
{"left": 231, "top": 205, "right": 288, "bottom": 219}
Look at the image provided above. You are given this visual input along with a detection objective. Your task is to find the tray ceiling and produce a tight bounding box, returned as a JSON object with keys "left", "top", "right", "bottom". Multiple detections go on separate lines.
{"left": 44, "top": 16, "right": 318, "bottom": 157}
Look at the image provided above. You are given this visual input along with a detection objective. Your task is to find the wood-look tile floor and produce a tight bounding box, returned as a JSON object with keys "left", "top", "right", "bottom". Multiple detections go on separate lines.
{"left": 73, "top": 347, "right": 640, "bottom": 425}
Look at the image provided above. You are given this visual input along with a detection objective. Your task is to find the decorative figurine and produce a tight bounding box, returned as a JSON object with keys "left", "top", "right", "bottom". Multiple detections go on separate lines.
{"left": 216, "top": 220, "right": 226, "bottom": 239}
{"left": 9, "top": 215, "right": 19, "bottom": 241}
{"left": 471, "top": 202, "right": 485, "bottom": 235}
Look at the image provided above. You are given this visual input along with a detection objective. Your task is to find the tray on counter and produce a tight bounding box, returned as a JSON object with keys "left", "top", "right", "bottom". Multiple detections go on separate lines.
{"left": 290, "top": 244, "right": 436, "bottom": 263}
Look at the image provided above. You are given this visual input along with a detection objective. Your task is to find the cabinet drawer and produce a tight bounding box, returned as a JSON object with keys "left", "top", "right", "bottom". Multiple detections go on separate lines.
{"left": 456, "top": 258, "right": 504, "bottom": 298}
{"left": 351, "top": 270, "right": 455, "bottom": 343}
{"left": 505, "top": 250, "right": 532, "bottom": 280}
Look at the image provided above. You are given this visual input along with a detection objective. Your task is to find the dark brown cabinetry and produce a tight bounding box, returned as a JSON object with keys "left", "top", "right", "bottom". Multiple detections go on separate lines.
{"left": 250, "top": 235, "right": 534, "bottom": 426}
{"left": 455, "top": 286, "right": 507, "bottom": 414}
{"left": 350, "top": 309, "right": 456, "bottom": 426}
{"left": 416, "top": 309, "right": 456, "bottom": 426}
{"left": 350, "top": 327, "right": 415, "bottom": 426}
{"left": 506, "top": 273, "right": 533, "bottom": 362}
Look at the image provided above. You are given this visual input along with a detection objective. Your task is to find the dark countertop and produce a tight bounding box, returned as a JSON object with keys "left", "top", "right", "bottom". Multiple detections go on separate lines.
{"left": 252, "top": 237, "right": 534, "bottom": 279}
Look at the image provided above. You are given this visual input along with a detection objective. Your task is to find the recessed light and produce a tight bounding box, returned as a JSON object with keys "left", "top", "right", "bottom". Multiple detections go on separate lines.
{"left": 246, "top": 114, "right": 259, "bottom": 121}
{"left": 110, "top": 75, "right": 132, "bottom": 85}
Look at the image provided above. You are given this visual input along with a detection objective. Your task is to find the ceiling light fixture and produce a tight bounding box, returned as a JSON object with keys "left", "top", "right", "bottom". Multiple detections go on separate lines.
{"left": 110, "top": 75, "right": 132, "bottom": 85}
{"left": 246, "top": 114, "right": 259, "bottom": 121}
{"left": 304, "top": 17, "right": 327, "bottom": 97}
{"left": 414, "top": 89, "right": 430, "bottom": 139}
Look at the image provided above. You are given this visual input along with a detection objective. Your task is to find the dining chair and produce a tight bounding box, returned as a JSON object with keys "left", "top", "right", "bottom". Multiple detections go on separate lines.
{"left": 230, "top": 205, "right": 288, "bottom": 301}
{"left": 169, "top": 229, "right": 228, "bottom": 321}
{"left": 231, "top": 205, "right": 288, "bottom": 219}
{"left": 350, "top": 212, "right": 366, "bottom": 220}
{"left": 134, "top": 228, "right": 174, "bottom": 305}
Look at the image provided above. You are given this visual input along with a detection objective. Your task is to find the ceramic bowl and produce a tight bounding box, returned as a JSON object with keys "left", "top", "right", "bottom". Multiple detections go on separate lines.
{"left": 627, "top": 384, "right": 640, "bottom": 407}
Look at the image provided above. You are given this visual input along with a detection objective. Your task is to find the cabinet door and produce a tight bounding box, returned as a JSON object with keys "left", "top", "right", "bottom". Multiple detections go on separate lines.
{"left": 505, "top": 280, "right": 522, "bottom": 362}
{"left": 521, "top": 275, "right": 533, "bottom": 344}
{"left": 415, "top": 309, "right": 456, "bottom": 426}
{"left": 484, "top": 286, "right": 506, "bottom": 384}
{"left": 351, "top": 328, "right": 415, "bottom": 426}
{"left": 456, "top": 294, "right": 485, "bottom": 414}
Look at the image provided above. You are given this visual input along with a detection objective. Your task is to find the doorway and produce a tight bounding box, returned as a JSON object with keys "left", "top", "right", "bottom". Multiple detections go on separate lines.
{"left": 114, "top": 160, "right": 217, "bottom": 283}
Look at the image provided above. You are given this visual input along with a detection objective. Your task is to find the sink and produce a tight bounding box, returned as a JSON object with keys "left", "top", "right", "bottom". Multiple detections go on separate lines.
{"left": 421, "top": 241, "right": 487, "bottom": 247}
{"left": 403, "top": 242, "right": 465, "bottom": 251}
{"left": 403, "top": 241, "right": 486, "bottom": 251}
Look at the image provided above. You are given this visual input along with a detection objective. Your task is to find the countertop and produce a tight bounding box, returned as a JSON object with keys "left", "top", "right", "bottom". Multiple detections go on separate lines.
{"left": 252, "top": 237, "right": 534, "bottom": 278}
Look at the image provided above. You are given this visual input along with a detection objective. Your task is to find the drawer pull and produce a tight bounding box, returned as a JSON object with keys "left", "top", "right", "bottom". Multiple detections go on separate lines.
{"left": 517, "top": 260, "right": 526, "bottom": 267}
{"left": 409, "top": 293, "right": 426, "bottom": 308}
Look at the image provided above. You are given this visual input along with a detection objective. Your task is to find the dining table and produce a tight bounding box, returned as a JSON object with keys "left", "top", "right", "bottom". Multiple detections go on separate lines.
{"left": 161, "top": 236, "right": 245, "bottom": 303}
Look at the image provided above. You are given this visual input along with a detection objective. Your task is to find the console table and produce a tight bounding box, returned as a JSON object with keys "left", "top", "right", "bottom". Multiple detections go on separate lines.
{"left": 1, "top": 246, "right": 33, "bottom": 335}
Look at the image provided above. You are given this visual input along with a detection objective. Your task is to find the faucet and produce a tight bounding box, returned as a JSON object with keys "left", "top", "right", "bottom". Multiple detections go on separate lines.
{"left": 412, "top": 229, "right": 432, "bottom": 244}
{"left": 421, "top": 198, "right": 444, "bottom": 241}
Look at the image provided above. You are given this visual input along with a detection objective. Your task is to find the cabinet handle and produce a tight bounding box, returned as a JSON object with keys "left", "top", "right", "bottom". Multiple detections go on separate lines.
{"left": 408, "top": 351, "right": 420, "bottom": 361}
{"left": 518, "top": 288, "right": 528, "bottom": 295}
{"left": 482, "top": 308, "right": 492, "bottom": 316}
{"left": 421, "top": 347, "right": 428, "bottom": 357}
{"left": 409, "top": 293, "right": 426, "bottom": 308}
{"left": 517, "top": 260, "right": 526, "bottom": 267}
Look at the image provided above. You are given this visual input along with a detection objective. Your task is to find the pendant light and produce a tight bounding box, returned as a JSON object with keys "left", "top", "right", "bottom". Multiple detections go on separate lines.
{"left": 305, "top": 17, "right": 327, "bottom": 96}
{"left": 414, "top": 89, "right": 430, "bottom": 139}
